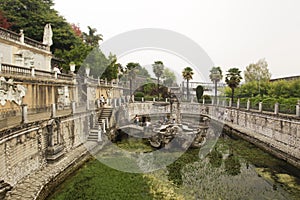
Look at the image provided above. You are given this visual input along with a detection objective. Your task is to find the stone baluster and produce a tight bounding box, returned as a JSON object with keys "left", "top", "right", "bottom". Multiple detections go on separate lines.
{"left": 296, "top": 100, "right": 300, "bottom": 117}
{"left": 51, "top": 103, "right": 56, "bottom": 118}
{"left": 153, "top": 97, "right": 155, "bottom": 102}
{"left": 247, "top": 99, "right": 250, "bottom": 110}
{"left": 259, "top": 102, "right": 263, "bottom": 112}
{"left": 202, "top": 98, "right": 205, "bottom": 105}
{"left": 106, "top": 117, "right": 109, "bottom": 129}
{"left": 237, "top": 98, "right": 240, "bottom": 109}
{"left": 274, "top": 102, "right": 279, "bottom": 115}
{"left": 21, "top": 104, "right": 28, "bottom": 123}
{"left": 142, "top": 97, "right": 144, "bottom": 102}
{"left": 229, "top": 99, "right": 232, "bottom": 107}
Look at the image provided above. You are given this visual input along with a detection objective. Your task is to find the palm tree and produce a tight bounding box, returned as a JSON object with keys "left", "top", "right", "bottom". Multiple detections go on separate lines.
{"left": 225, "top": 68, "right": 242, "bottom": 104}
{"left": 152, "top": 61, "right": 164, "bottom": 100}
{"left": 182, "top": 67, "right": 194, "bottom": 101}
{"left": 209, "top": 67, "right": 223, "bottom": 104}
{"left": 82, "top": 26, "right": 103, "bottom": 47}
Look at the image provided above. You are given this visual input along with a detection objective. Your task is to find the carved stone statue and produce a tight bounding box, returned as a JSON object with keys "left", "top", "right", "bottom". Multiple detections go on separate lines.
{"left": 43, "top": 23, "right": 53, "bottom": 47}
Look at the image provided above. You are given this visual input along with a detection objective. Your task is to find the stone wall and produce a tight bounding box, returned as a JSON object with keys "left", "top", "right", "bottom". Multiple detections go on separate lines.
{"left": 209, "top": 106, "right": 300, "bottom": 166}
{"left": 0, "top": 111, "right": 93, "bottom": 187}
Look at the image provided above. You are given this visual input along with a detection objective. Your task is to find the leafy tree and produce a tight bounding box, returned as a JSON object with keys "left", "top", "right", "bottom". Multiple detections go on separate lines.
{"left": 0, "top": 0, "right": 103, "bottom": 71}
{"left": 209, "top": 66, "right": 223, "bottom": 103}
{"left": 102, "top": 53, "right": 119, "bottom": 81}
{"left": 182, "top": 67, "right": 194, "bottom": 101}
{"left": 196, "top": 85, "right": 204, "bottom": 103}
{"left": 152, "top": 61, "right": 165, "bottom": 99}
{"left": 225, "top": 68, "right": 242, "bottom": 103}
{"left": 0, "top": 10, "right": 12, "bottom": 29}
{"left": 163, "top": 68, "right": 177, "bottom": 87}
{"left": 244, "top": 58, "right": 271, "bottom": 83}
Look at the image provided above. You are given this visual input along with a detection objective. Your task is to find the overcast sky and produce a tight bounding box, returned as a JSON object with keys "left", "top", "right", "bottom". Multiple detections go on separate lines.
{"left": 54, "top": 0, "right": 300, "bottom": 81}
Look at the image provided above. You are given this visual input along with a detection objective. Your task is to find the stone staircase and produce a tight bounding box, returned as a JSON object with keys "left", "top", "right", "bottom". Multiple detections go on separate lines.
{"left": 87, "top": 107, "right": 113, "bottom": 142}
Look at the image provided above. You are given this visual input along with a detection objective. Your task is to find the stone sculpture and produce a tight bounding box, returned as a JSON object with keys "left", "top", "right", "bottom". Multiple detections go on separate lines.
{"left": 0, "top": 77, "right": 27, "bottom": 106}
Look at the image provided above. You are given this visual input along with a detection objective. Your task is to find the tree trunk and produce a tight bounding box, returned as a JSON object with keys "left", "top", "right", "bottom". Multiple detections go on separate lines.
{"left": 214, "top": 80, "right": 217, "bottom": 105}
{"left": 231, "top": 87, "right": 234, "bottom": 104}
{"left": 187, "top": 80, "right": 189, "bottom": 101}
{"left": 157, "top": 77, "right": 160, "bottom": 100}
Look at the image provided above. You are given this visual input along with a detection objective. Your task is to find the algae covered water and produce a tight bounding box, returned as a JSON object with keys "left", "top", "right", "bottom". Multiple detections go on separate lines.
{"left": 48, "top": 133, "right": 300, "bottom": 200}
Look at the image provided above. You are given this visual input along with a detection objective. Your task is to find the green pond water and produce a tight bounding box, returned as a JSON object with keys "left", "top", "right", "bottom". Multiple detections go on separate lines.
{"left": 47, "top": 133, "right": 300, "bottom": 200}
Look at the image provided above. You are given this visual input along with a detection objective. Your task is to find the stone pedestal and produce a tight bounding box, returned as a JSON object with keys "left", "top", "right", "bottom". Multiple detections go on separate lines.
{"left": 51, "top": 104, "right": 56, "bottom": 118}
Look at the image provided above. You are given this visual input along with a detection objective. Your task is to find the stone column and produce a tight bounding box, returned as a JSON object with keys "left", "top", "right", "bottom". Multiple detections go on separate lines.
{"left": 132, "top": 95, "right": 135, "bottom": 103}
{"left": 142, "top": 97, "right": 144, "bottom": 102}
{"left": 247, "top": 99, "right": 250, "bottom": 110}
{"left": 296, "top": 100, "right": 300, "bottom": 117}
{"left": 98, "top": 129, "right": 102, "bottom": 142}
{"left": 71, "top": 101, "right": 76, "bottom": 114}
{"left": 153, "top": 97, "right": 155, "bottom": 102}
{"left": 166, "top": 98, "right": 168, "bottom": 103}
{"left": 274, "top": 102, "right": 279, "bottom": 115}
{"left": 203, "top": 98, "right": 205, "bottom": 105}
{"left": 114, "top": 98, "right": 117, "bottom": 107}
{"left": 259, "top": 102, "right": 263, "bottom": 112}
{"left": 229, "top": 99, "right": 232, "bottom": 107}
{"left": 21, "top": 104, "right": 28, "bottom": 123}
{"left": 86, "top": 101, "right": 90, "bottom": 110}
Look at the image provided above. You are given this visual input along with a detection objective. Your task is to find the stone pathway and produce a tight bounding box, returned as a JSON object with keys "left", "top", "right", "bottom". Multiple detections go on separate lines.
{"left": 5, "top": 142, "right": 100, "bottom": 200}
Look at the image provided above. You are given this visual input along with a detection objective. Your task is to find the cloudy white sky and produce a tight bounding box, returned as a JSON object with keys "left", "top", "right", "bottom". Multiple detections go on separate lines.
{"left": 54, "top": 0, "right": 300, "bottom": 81}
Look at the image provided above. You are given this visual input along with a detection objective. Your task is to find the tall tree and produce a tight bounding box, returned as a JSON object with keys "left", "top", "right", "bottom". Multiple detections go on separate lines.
{"left": 244, "top": 58, "right": 271, "bottom": 82}
{"left": 225, "top": 68, "right": 242, "bottom": 103}
{"left": 82, "top": 26, "right": 103, "bottom": 47}
{"left": 182, "top": 67, "right": 194, "bottom": 101}
{"left": 209, "top": 66, "right": 223, "bottom": 104}
{"left": 163, "top": 68, "right": 177, "bottom": 87}
{"left": 244, "top": 58, "right": 271, "bottom": 97}
{"left": 152, "top": 61, "right": 165, "bottom": 100}
{"left": 126, "top": 62, "right": 140, "bottom": 100}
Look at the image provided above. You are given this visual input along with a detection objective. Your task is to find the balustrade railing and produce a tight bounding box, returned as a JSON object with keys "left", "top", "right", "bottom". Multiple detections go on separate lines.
{"left": 1, "top": 63, "right": 32, "bottom": 76}
{"left": 0, "top": 27, "right": 48, "bottom": 51}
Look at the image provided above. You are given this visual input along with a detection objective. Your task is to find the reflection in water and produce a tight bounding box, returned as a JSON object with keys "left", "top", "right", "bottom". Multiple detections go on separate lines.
{"left": 168, "top": 134, "right": 300, "bottom": 200}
